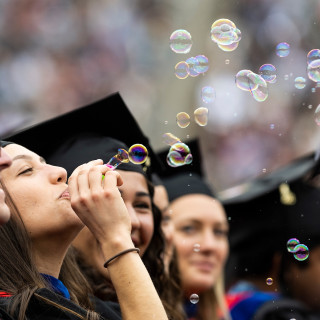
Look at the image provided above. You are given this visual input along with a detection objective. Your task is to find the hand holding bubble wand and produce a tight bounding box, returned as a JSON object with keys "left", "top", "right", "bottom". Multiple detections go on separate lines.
{"left": 102, "top": 148, "right": 129, "bottom": 179}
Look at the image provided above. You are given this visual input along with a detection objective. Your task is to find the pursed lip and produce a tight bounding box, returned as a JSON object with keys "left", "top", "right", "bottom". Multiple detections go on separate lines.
{"left": 59, "top": 188, "right": 70, "bottom": 199}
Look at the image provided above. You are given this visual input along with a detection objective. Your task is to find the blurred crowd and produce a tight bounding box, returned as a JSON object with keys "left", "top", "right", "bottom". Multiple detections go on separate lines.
{"left": 0, "top": 0, "right": 320, "bottom": 192}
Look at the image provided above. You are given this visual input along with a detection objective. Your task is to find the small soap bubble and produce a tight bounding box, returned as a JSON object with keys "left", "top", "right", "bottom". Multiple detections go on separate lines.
{"left": 307, "top": 59, "right": 320, "bottom": 83}
{"left": 270, "top": 124, "right": 275, "bottom": 130}
{"left": 169, "top": 29, "right": 192, "bottom": 54}
{"left": 284, "top": 74, "right": 289, "bottom": 81}
{"left": 176, "top": 112, "right": 191, "bottom": 128}
{"left": 194, "top": 107, "right": 209, "bottom": 126}
{"left": 262, "top": 168, "right": 267, "bottom": 173}
{"left": 276, "top": 42, "right": 290, "bottom": 57}
{"left": 312, "top": 87, "right": 316, "bottom": 93}
{"left": 186, "top": 57, "right": 200, "bottom": 77}
{"left": 193, "top": 244, "right": 201, "bottom": 252}
{"left": 167, "top": 142, "right": 192, "bottom": 167}
{"left": 294, "top": 77, "right": 306, "bottom": 89}
{"left": 259, "top": 64, "right": 277, "bottom": 82}
{"left": 194, "top": 55, "right": 209, "bottom": 74}
{"left": 235, "top": 70, "right": 258, "bottom": 91}
{"left": 175, "top": 61, "right": 189, "bottom": 79}
{"left": 225, "top": 59, "right": 230, "bottom": 65}
{"left": 249, "top": 73, "right": 268, "bottom": 102}
{"left": 162, "top": 133, "right": 181, "bottom": 146}
{"left": 315, "top": 105, "right": 320, "bottom": 126}
{"left": 307, "top": 49, "right": 320, "bottom": 65}
{"left": 190, "top": 293, "right": 199, "bottom": 304}
{"left": 308, "top": 104, "right": 313, "bottom": 109}
{"left": 201, "top": 86, "right": 215, "bottom": 104}
{"left": 293, "top": 244, "right": 309, "bottom": 261}
{"left": 164, "top": 120, "right": 168, "bottom": 125}
{"left": 287, "top": 238, "right": 300, "bottom": 253}
{"left": 128, "top": 144, "right": 148, "bottom": 165}
{"left": 266, "top": 277, "right": 273, "bottom": 285}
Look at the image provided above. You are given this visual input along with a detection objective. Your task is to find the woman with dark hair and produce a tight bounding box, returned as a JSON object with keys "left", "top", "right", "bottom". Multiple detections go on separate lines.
{"left": 0, "top": 140, "right": 169, "bottom": 320}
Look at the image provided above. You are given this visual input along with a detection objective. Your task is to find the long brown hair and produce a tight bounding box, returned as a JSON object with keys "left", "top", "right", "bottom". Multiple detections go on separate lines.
{"left": 75, "top": 179, "right": 185, "bottom": 320}
{"left": 0, "top": 180, "right": 100, "bottom": 320}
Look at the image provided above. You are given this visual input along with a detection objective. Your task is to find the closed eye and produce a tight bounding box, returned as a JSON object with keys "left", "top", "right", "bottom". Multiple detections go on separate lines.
{"left": 18, "top": 167, "right": 33, "bottom": 175}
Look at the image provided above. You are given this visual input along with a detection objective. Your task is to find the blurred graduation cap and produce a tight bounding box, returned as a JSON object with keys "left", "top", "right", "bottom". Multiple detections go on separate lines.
{"left": 157, "top": 138, "right": 215, "bottom": 202}
{"left": 219, "top": 151, "right": 320, "bottom": 285}
{"left": 3, "top": 92, "right": 165, "bottom": 178}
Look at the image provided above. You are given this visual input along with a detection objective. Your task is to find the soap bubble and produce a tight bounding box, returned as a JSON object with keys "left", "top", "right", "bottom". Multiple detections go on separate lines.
{"left": 190, "top": 293, "right": 199, "bottom": 304}
{"left": 293, "top": 244, "right": 309, "bottom": 261}
{"left": 276, "top": 42, "right": 290, "bottom": 57}
{"left": 250, "top": 74, "right": 268, "bottom": 102}
{"left": 307, "top": 59, "right": 320, "bottom": 83}
{"left": 307, "top": 49, "right": 320, "bottom": 65}
{"left": 259, "top": 64, "right": 277, "bottom": 82}
{"left": 175, "top": 61, "right": 189, "bottom": 79}
{"left": 266, "top": 277, "right": 273, "bottom": 286}
{"left": 201, "top": 86, "right": 215, "bottom": 103}
{"left": 162, "top": 133, "right": 181, "bottom": 146}
{"left": 167, "top": 142, "right": 192, "bottom": 167}
{"left": 194, "top": 55, "right": 209, "bottom": 74}
{"left": 235, "top": 70, "right": 258, "bottom": 91}
{"left": 186, "top": 57, "right": 200, "bottom": 77}
{"left": 294, "top": 77, "right": 306, "bottom": 89}
{"left": 176, "top": 112, "right": 191, "bottom": 128}
{"left": 169, "top": 29, "right": 192, "bottom": 54}
{"left": 194, "top": 107, "right": 209, "bottom": 126}
{"left": 287, "top": 238, "right": 300, "bottom": 253}
{"left": 128, "top": 144, "right": 148, "bottom": 165}
{"left": 193, "top": 244, "right": 201, "bottom": 252}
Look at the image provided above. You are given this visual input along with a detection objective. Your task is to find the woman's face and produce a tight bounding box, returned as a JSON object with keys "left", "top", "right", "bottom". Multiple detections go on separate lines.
{"left": 171, "top": 194, "right": 229, "bottom": 296}
{"left": 117, "top": 170, "right": 154, "bottom": 255}
{"left": 0, "top": 147, "right": 12, "bottom": 225}
{"left": 1, "top": 144, "right": 82, "bottom": 244}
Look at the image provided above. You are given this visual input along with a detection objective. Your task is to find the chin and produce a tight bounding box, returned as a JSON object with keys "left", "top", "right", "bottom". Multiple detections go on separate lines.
{"left": 184, "top": 276, "right": 216, "bottom": 294}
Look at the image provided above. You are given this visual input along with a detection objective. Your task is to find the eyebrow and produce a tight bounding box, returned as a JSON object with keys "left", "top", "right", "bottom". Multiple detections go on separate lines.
{"left": 12, "top": 155, "right": 46, "bottom": 163}
{"left": 119, "top": 190, "right": 151, "bottom": 198}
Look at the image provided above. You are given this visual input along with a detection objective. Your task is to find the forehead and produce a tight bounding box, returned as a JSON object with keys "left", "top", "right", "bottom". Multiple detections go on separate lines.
{"left": 4, "top": 144, "right": 35, "bottom": 158}
{"left": 170, "top": 194, "right": 227, "bottom": 223}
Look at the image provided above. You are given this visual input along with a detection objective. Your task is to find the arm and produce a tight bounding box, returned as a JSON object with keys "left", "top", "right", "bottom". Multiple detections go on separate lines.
{"left": 68, "top": 160, "right": 168, "bottom": 320}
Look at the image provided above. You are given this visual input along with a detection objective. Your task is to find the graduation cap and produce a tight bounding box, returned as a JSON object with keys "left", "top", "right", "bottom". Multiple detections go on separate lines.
{"left": 219, "top": 151, "right": 320, "bottom": 285}
{"left": 157, "top": 138, "right": 215, "bottom": 202}
{"left": 2, "top": 92, "right": 165, "bottom": 178}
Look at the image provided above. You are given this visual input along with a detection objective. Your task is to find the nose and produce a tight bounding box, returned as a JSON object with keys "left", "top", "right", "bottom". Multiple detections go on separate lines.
{"left": 126, "top": 203, "right": 141, "bottom": 230}
{"left": 0, "top": 148, "right": 12, "bottom": 169}
{"left": 199, "top": 229, "right": 217, "bottom": 254}
{"left": 48, "top": 165, "right": 68, "bottom": 184}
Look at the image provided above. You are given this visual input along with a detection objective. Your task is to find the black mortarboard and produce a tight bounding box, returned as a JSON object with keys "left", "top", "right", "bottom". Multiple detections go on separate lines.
{"left": 3, "top": 92, "right": 165, "bottom": 178}
{"left": 157, "top": 138, "right": 215, "bottom": 202}
{"left": 219, "top": 151, "right": 320, "bottom": 284}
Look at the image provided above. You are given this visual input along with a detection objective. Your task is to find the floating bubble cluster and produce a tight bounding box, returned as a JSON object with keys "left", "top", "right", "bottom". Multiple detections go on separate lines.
{"left": 194, "top": 107, "right": 209, "bottom": 126}
{"left": 276, "top": 42, "right": 290, "bottom": 57}
{"left": 294, "top": 77, "right": 306, "bottom": 89}
{"left": 201, "top": 86, "right": 215, "bottom": 104}
{"left": 174, "top": 55, "right": 209, "bottom": 79}
{"left": 210, "top": 18, "right": 241, "bottom": 52}
{"left": 169, "top": 29, "right": 192, "bottom": 54}
{"left": 259, "top": 64, "right": 277, "bottom": 83}
{"left": 190, "top": 293, "right": 199, "bottom": 304}
{"left": 128, "top": 144, "right": 148, "bottom": 165}
{"left": 235, "top": 70, "right": 268, "bottom": 102}
{"left": 176, "top": 112, "right": 191, "bottom": 128}
{"left": 286, "top": 238, "right": 309, "bottom": 261}
{"left": 167, "top": 142, "right": 193, "bottom": 167}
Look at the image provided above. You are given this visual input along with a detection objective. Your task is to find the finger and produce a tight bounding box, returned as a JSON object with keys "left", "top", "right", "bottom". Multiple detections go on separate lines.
{"left": 77, "top": 168, "right": 91, "bottom": 200}
{"left": 103, "top": 171, "right": 123, "bottom": 191}
{"left": 88, "top": 166, "right": 104, "bottom": 194}
{"left": 71, "top": 159, "right": 104, "bottom": 176}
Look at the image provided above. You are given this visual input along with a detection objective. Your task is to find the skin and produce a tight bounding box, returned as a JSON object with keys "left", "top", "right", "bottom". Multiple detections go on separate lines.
{"left": 72, "top": 170, "right": 154, "bottom": 277}
{"left": 284, "top": 245, "right": 320, "bottom": 311}
{"left": 1, "top": 144, "right": 168, "bottom": 320}
{"left": 153, "top": 184, "right": 174, "bottom": 270}
{"left": 0, "top": 147, "right": 12, "bottom": 225}
{"left": 170, "top": 194, "right": 229, "bottom": 297}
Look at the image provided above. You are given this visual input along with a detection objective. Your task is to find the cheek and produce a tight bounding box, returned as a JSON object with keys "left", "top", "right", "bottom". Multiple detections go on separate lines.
{"left": 139, "top": 213, "right": 154, "bottom": 242}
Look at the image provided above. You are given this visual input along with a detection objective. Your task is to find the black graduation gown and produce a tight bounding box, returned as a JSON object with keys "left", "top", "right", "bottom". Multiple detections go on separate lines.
{"left": 0, "top": 288, "right": 122, "bottom": 320}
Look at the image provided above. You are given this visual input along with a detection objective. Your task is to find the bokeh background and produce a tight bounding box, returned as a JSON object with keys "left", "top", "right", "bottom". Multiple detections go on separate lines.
{"left": 0, "top": 0, "right": 319, "bottom": 192}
